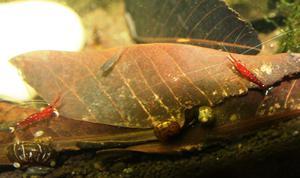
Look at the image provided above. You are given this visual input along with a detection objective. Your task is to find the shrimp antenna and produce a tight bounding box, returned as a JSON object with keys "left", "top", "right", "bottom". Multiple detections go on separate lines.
{"left": 241, "top": 28, "right": 299, "bottom": 55}
{"left": 221, "top": 42, "right": 238, "bottom": 64}
{"left": 220, "top": 25, "right": 247, "bottom": 54}
{"left": 51, "top": 94, "right": 62, "bottom": 108}
{"left": 19, "top": 100, "right": 48, "bottom": 105}
{"left": 0, "top": 99, "right": 48, "bottom": 108}
{"left": 48, "top": 91, "right": 67, "bottom": 108}
{"left": 221, "top": 42, "right": 231, "bottom": 53}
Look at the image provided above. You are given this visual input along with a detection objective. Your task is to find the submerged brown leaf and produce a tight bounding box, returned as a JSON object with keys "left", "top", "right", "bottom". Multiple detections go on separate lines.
{"left": 126, "top": 78, "right": 300, "bottom": 153}
{"left": 125, "top": 0, "right": 261, "bottom": 54}
{"left": 11, "top": 44, "right": 300, "bottom": 129}
{"left": 0, "top": 77, "right": 299, "bottom": 164}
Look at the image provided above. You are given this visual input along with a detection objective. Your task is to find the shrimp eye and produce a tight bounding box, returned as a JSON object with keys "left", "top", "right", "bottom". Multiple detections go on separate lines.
{"left": 52, "top": 109, "right": 59, "bottom": 118}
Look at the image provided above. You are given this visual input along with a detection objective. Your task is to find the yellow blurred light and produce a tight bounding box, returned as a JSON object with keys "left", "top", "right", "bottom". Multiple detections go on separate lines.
{"left": 0, "top": 0, "right": 85, "bottom": 101}
{"left": 176, "top": 38, "right": 191, "bottom": 43}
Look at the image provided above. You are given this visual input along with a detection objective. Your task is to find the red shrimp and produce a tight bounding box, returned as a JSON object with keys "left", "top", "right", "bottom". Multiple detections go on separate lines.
{"left": 14, "top": 95, "right": 61, "bottom": 131}
{"left": 228, "top": 53, "right": 266, "bottom": 89}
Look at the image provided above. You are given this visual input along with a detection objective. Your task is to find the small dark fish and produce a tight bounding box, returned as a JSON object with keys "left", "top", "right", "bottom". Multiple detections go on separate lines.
{"left": 100, "top": 48, "right": 126, "bottom": 76}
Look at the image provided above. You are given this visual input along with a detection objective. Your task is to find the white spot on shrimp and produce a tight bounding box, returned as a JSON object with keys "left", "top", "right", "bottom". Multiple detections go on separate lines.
{"left": 260, "top": 63, "right": 273, "bottom": 75}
